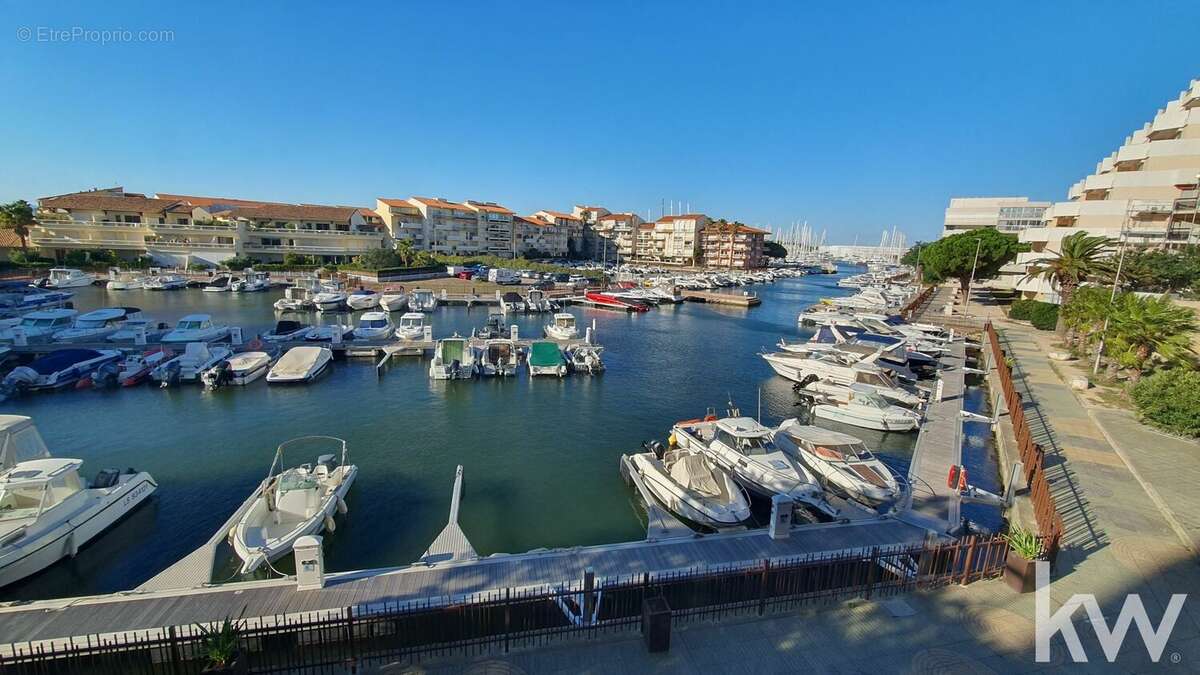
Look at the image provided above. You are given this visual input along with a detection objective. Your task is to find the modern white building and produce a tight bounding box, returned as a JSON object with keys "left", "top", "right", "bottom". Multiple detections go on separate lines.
{"left": 942, "top": 197, "right": 1050, "bottom": 237}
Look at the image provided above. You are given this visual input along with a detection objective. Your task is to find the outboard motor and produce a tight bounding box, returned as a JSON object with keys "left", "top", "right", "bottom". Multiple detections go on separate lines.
{"left": 159, "top": 361, "right": 181, "bottom": 388}
{"left": 92, "top": 468, "right": 120, "bottom": 489}
{"left": 643, "top": 440, "right": 666, "bottom": 459}
{"left": 93, "top": 362, "right": 120, "bottom": 389}
{"left": 202, "top": 361, "right": 231, "bottom": 391}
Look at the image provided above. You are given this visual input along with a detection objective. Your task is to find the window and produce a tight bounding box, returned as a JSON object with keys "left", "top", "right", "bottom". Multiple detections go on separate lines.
{"left": 176, "top": 218, "right": 190, "bottom": 225}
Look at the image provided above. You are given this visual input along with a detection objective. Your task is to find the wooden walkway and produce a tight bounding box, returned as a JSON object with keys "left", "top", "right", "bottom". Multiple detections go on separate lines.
{"left": 906, "top": 340, "right": 968, "bottom": 532}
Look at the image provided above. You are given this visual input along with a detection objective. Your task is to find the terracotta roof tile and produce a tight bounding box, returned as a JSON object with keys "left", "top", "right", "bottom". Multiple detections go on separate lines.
{"left": 39, "top": 192, "right": 182, "bottom": 214}
{"left": 0, "top": 230, "right": 23, "bottom": 248}
{"left": 220, "top": 203, "right": 359, "bottom": 222}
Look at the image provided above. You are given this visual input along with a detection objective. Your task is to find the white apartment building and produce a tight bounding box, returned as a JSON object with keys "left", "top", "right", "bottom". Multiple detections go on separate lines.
{"left": 595, "top": 212, "right": 643, "bottom": 260}
{"left": 942, "top": 197, "right": 1050, "bottom": 237}
{"left": 534, "top": 210, "right": 584, "bottom": 257}
{"left": 514, "top": 215, "right": 568, "bottom": 257}
{"left": 1006, "top": 78, "right": 1200, "bottom": 300}
{"left": 465, "top": 201, "right": 516, "bottom": 258}
{"left": 653, "top": 214, "right": 710, "bottom": 265}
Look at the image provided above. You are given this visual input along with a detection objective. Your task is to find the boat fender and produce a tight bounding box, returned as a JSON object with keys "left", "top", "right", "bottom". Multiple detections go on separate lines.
{"left": 64, "top": 531, "right": 77, "bottom": 558}
{"left": 703, "top": 414, "right": 717, "bottom": 422}
{"left": 667, "top": 432, "right": 677, "bottom": 448}
{"left": 337, "top": 496, "right": 348, "bottom": 515}
{"left": 324, "top": 514, "right": 337, "bottom": 532}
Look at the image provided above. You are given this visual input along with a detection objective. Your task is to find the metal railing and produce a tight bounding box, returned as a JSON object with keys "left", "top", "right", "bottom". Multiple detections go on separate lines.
{"left": 0, "top": 535, "right": 1010, "bottom": 674}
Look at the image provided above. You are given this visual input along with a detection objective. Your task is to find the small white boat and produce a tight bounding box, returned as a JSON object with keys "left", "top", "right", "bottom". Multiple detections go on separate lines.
{"left": 394, "top": 312, "right": 427, "bottom": 341}
{"left": 116, "top": 347, "right": 174, "bottom": 386}
{"left": 0, "top": 309, "right": 78, "bottom": 344}
{"left": 379, "top": 289, "right": 408, "bottom": 312}
{"left": 202, "top": 351, "right": 275, "bottom": 389}
{"left": 105, "top": 269, "right": 146, "bottom": 291}
{"left": 202, "top": 273, "right": 237, "bottom": 293}
{"left": 231, "top": 270, "right": 270, "bottom": 293}
{"left": 107, "top": 318, "right": 172, "bottom": 344}
{"left": 0, "top": 416, "right": 156, "bottom": 589}
{"left": 429, "top": 336, "right": 475, "bottom": 380}
{"left": 152, "top": 342, "right": 232, "bottom": 385}
{"left": 312, "top": 282, "right": 348, "bottom": 312}
{"left": 345, "top": 288, "right": 380, "bottom": 311}
{"left": 41, "top": 268, "right": 93, "bottom": 289}
{"left": 774, "top": 420, "right": 903, "bottom": 509}
{"left": 408, "top": 288, "right": 437, "bottom": 312}
{"left": 544, "top": 313, "right": 578, "bottom": 340}
{"left": 474, "top": 313, "right": 505, "bottom": 340}
{"left": 527, "top": 340, "right": 566, "bottom": 377}
{"left": 500, "top": 292, "right": 525, "bottom": 315}
{"left": 798, "top": 383, "right": 922, "bottom": 432}
{"left": 142, "top": 273, "right": 188, "bottom": 291}
{"left": 625, "top": 442, "right": 751, "bottom": 528}
{"left": 304, "top": 324, "right": 354, "bottom": 343}
{"left": 267, "top": 346, "right": 332, "bottom": 384}
{"left": 161, "top": 314, "right": 231, "bottom": 344}
{"left": 354, "top": 312, "right": 392, "bottom": 339}
{"left": 478, "top": 339, "right": 519, "bottom": 377}
{"left": 1, "top": 349, "right": 122, "bottom": 395}
{"left": 230, "top": 436, "right": 356, "bottom": 575}
{"left": 53, "top": 307, "right": 142, "bottom": 343}
{"left": 262, "top": 320, "right": 313, "bottom": 342}
{"left": 274, "top": 283, "right": 317, "bottom": 312}
{"left": 566, "top": 344, "right": 604, "bottom": 374}
{"left": 525, "top": 288, "right": 553, "bottom": 313}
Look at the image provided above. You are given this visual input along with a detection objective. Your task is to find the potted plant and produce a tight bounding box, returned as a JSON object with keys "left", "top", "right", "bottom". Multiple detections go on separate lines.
{"left": 197, "top": 614, "right": 248, "bottom": 674}
{"left": 1003, "top": 524, "right": 1043, "bottom": 593}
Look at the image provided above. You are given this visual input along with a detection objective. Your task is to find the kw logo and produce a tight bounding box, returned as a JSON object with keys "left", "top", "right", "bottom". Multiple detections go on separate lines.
{"left": 1036, "top": 562, "right": 1187, "bottom": 663}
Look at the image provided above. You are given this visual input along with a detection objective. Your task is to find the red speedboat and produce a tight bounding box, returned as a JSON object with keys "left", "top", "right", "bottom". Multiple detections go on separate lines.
{"left": 585, "top": 291, "right": 649, "bottom": 312}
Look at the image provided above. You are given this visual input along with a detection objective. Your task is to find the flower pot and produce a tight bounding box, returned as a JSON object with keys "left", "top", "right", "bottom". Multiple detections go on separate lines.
{"left": 201, "top": 651, "right": 247, "bottom": 675}
{"left": 1004, "top": 550, "right": 1038, "bottom": 593}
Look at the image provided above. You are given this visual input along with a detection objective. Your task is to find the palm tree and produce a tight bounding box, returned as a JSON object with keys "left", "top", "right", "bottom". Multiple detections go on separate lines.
{"left": 1108, "top": 294, "right": 1196, "bottom": 380}
{"left": 1021, "top": 231, "right": 1116, "bottom": 332}
{"left": 0, "top": 200, "right": 35, "bottom": 251}
{"left": 395, "top": 239, "right": 416, "bottom": 267}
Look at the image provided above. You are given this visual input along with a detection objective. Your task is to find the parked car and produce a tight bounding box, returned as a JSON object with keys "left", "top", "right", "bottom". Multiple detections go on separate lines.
{"left": 456, "top": 271, "right": 474, "bottom": 280}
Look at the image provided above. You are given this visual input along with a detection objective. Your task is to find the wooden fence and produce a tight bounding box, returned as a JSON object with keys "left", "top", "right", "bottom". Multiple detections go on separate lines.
{"left": 984, "top": 321, "right": 1065, "bottom": 563}
{"left": 899, "top": 285, "right": 936, "bottom": 320}
{"left": 0, "top": 536, "right": 1011, "bottom": 674}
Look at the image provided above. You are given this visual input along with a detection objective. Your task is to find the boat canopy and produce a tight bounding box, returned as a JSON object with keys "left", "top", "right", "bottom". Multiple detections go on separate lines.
{"left": 669, "top": 454, "right": 720, "bottom": 497}
{"left": 25, "top": 349, "right": 107, "bottom": 375}
{"left": 0, "top": 416, "right": 50, "bottom": 473}
{"left": 528, "top": 341, "right": 562, "bottom": 367}
{"left": 553, "top": 313, "right": 575, "bottom": 327}
{"left": 441, "top": 339, "right": 465, "bottom": 363}
{"left": 274, "top": 320, "right": 306, "bottom": 333}
{"left": 0, "top": 458, "right": 82, "bottom": 486}
{"left": 777, "top": 421, "right": 863, "bottom": 446}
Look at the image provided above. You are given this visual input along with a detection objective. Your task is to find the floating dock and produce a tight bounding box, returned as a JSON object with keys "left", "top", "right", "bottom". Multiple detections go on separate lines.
{"left": 905, "top": 340, "right": 969, "bottom": 533}
{"left": 681, "top": 290, "right": 761, "bottom": 307}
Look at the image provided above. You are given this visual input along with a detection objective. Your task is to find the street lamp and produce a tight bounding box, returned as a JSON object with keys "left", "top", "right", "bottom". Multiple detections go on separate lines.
{"left": 1092, "top": 230, "right": 1128, "bottom": 375}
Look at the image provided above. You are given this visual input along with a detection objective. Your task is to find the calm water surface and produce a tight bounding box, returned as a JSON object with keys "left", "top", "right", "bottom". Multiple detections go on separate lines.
{"left": 1, "top": 269, "right": 994, "bottom": 600}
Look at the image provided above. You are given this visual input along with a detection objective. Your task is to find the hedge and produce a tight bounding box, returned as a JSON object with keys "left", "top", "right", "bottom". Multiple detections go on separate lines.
{"left": 1009, "top": 299, "right": 1058, "bottom": 330}
{"left": 1130, "top": 369, "right": 1200, "bottom": 437}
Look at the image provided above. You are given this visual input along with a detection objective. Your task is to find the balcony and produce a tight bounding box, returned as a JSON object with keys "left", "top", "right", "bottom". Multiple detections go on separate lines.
{"left": 151, "top": 222, "right": 237, "bottom": 233}
{"left": 30, "top": 234, "right": 147, "bottom": 250}
{"left": 151, "top": 241, "right": 237, "bottom": 252}
{"left": 248, "top": 226, "right": 381, "bottom": 238}
{"left": 35, "top": 218, "right": 148, "bottom": 231}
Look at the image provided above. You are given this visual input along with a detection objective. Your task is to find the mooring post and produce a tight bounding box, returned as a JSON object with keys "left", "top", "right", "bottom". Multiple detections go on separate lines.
{"left": 583, "top": 567, "right": 596, "bottom": 625}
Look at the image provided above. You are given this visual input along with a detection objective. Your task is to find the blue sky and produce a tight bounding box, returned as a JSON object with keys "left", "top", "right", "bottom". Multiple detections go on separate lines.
{"left": 2, "top": 1, "right": 1198, "bottom": 243}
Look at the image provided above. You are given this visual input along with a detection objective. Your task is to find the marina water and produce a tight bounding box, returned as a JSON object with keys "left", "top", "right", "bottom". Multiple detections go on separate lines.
{"left": 1, "top": 269, "right": 998, "bottom": 601}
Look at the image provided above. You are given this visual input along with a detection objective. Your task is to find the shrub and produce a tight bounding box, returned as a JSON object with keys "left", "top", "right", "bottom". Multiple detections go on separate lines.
{"left": 220, "top": 256, "right": 259, "bottom": 271}
{"left": 63, "top": 250, "right": 88, "bottom": 267}
{"left": 1008, "top": 299, "right": 1058, "bottom": 330}
{"left": 1130, "top": 368, "right": 1200, "bottom": 437}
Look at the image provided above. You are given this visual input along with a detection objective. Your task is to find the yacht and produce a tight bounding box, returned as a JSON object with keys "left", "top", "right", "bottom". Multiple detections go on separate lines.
{"left": 107, "top": 318, "right": 171, "bottom": 344}
{"left": 527, "top": 340, "right": 566, "bottom": 377}
{"left": 231, "top": 270, "right": 270, "bottom": 293}
{"left": 345, "top": 288, "right": 380, "bottom": 311}
{"left": 624, "top": 442, "right": 751, "bottom": 529}
{"left": 152, "top": 342, "right": 232, "bottom": 385}
{"left": 160, "top": 314, "right": 231, "bottom": 344}
{"left": 202, "top": 351, "right": 275, "bottom": 389}
{"left": 429, "top": 336, "right": 475, "bottom": 380}
{"left": 379, "top": 288, "right": 408, "bottom": 312}
{"left": 142, "top": 273, "right": 188, "bottom": 291}
{"left": 474, "top": 313, "right": 505, "bottom": 340}
{"left": 394, "top": 313, "right": 427, "bottom": 341}
{"left": 1, "top": 349, "right": 122, "bottom": 396}
{"left": 304, "top": 323, "right": 354, "bottom": 343}
{"left": 525, "top": 288, "right": 552, "bottom": 313}
{"left": 544, "top": 313, "right": 578, "bottom": 340}
{"left": 566, "top": 344, "right": 604, "bottom": 375}
{"left": 105, "top": 269, "right": 146, "bottom": 291}
{"left": 53, "top": 307, "right": 141, "bottom": 343}
{"left": 0, "top": 309, "right": 77, "bottom": 344}
{"left": 274, "top": 282, "right": 318, "bottom": 311}
{"left": 774, "top": 420, "right": 903, "bottom": 509}
{"left": 0, "top": 286, "right": 74, "bottom": 320}
{"left": 500, "top": 292, "right": 525, "bottom": 315}
{"left": 312, "top": 282, "right": 348, "bottom": 312}
{"left": 0, "top": 416, "right": 156, "bottom": 589}
{"left": 478, "top": 339, "right": 519, "bottom": 377}
{"left": 760, "top": 351, "right": 923, "bottom": 408}
{"left": 40, "top": 268, "right": 93, "bottom": 289}
{"left": 408, "top": 288, "right": 437, "bottom": 312}
{"left": 202, "top": 273, "right": 237, "bottom": 293}
{"left": 262, "top": 320, "right": 313, "bottom": 342}
{"left": 797, "top": 382, "right": 922, "bottom": 432}
{"left": 230, "top": 436, "right": 356, "bottom": 575}
{"left": 354, "top": 312, "right": 393, "bottom": 340}
{"left": 116, "top": 347, "right": 175, "bottom": 386}
{"left": 267, "top": 346, "right": 332, "bottom": 384}
{"left": 672, "top": 416, "right": 837, "bottom": 518}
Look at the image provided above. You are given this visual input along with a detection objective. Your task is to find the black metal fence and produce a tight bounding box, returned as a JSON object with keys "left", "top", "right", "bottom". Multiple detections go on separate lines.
{"left": 0, "top": 535, "right": 1010, "bottom": 674}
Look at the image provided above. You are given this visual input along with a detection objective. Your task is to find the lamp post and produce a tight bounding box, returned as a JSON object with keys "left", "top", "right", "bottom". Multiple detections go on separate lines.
{"left": 1092, "top": 230, "right": 1128, "bottom": 375}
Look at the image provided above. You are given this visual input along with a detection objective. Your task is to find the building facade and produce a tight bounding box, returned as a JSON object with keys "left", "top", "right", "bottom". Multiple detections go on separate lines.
{"left": 942, "top": 197, "right": 1050, "bottom": 237}
{"left": 653, "top": 214, "right": 709, "bottom": 265}
{"left": 699, "top": 221, "right": 767, "bottom": 269}
{"left": 514, "top": 215, "right": 568, "bottom": 257}
{"left": 594, "top": 212, "right": 643, "bottom": 261}
{"left": 533, "top": 210, "right": 584, "bottom": 257}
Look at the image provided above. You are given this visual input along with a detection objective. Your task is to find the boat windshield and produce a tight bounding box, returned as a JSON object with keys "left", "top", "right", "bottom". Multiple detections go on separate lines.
{"left": 0, "top": 483, "right": 46, "bottom": 522}
{"left": 21, "top": 318, "right": 59, "bottom": 327}
{"left": 400, "top": 317, "right": 421, "bottom": 328}
{"left": 854, "top": 392, "right": 890, "bottom": 409}
{"left": 717, "top": 429, "right": 775, "bottom": 456}
{"left": 854, "top": 370, "right": 894, "bottom": 387}
{"left": 556, "top": 317, "right": 574, "bottom": 328}
{"left": 176, "top": 320, "right": 206, "bottom": 330}
{"left": 277, "top": 471, "right": 317, "bottom": 494}
{"left": 74, "top": 319, "right": 108, "bottom": 329}
{"left": 360, "top": 319, "right": 388, "bottom": 328}
{"left": 810, "top": 442, "right": 874, "bottom": 462}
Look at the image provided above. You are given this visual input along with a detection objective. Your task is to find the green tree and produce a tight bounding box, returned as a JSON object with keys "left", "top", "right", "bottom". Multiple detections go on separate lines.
{"left": 220, "top": 255, "right": 258, "bottom": 271}
{"left": 763, "top": 241, "right": 788, "bottom": 258}
{"left": 1060, "top": 286, "right": 1115, "bottom": 352}
{"left": 354, "top": 248, "right": 403, "bottom": 270}
{"left": 919, "top": 229, "right": 1024, "bottom": 300}
{"left": 900, "top": 242, "right": 927, "bottom": 267}
{"left": 1021, "top": 231, "right": 1115, "bottom": 331}
{"left": 1107, "top": 294, "right": 1196, "bottom": 380}
{"left": 0, "top": 200, "right": 35, "bottom": 250}
{"left": 1122, "top": 247, "right": 1200, "bottom": 293}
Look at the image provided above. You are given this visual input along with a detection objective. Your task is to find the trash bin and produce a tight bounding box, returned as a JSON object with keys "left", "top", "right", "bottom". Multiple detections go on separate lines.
{"left": 642, "top": 596, "right": 671, "bottom": 653}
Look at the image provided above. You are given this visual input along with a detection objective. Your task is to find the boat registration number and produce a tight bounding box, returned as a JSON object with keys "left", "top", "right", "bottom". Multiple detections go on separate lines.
{"left": 122, "top": 481, "right": 151, "bottom": 507}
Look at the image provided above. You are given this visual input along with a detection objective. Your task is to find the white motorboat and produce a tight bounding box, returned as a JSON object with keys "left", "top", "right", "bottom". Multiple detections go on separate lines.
{"left": 672, "top": 415, "right": 837, "bottom": 518}
{"left": 0, "top": 287, "right": 74, "bottom": 320}
{"left": 41, "top": 268, "right": 93, "bottom": 289}
{"left": 53, "top": 307, "right": 142, "bottom": 343}
{"left": 202, "top": 273, "right": 237, "bottom": 293}
{"left": 649, "top": 285, "right": 684, "bottom": 304}
{"left": 312, "top": 282, "right": 348, "bottom": 312}
{"left": 267, "top": 346, "right": 332, "bottom": 384}
{"left": 566, "top": 344, "right": 604, "bottom": 374}
{"left": 797, "top": 383, "right": 922, "bottom": 432}
{"left": 527, "top": 340, "right": 566, "bottom": 377}
{"left": 274, "top": 282, "right": 318, "bottom": 312}
{"left": 760, "top": 351, "right": 923, "bottom": 408}
{"left": 107, "top": 318, "right": 172, "bottom": 344}
{"left": 474, "top": 313, "right": 505, "bottom": 340}
{"left": 625, "top": 442, "right": 751, "bottom": 528}
{"left": 478, "top": 339, "right": 519, "bottom": 377}
{"left": 0, "top": 309, "right": 77, "bottom": 344}
{"left": 231, "top": 270, "right": 270, "bottom": 293}
{"left": 304, "top": 323, "right": 354, "bottom": 343}
{"left": 345, "top": 288, "right": 380, "bottom": 311}
{"left": 105, "top": 269, "right": 146, "bottom": 291}
{"left": 230, "top": 436, "right": 356, "bottom": 575}
{"left": 500, "top": 292, "right": 525, "bottom": 315}
{"left": 544, "top": 313, "right": 578, "bottom": 340}
{"left": 116, "top": 347, "right": 174, "bottom": 386}
{"left": 160, "top": 314, "right": 231, "bottom": 344}
{"left": 152, "top": 342, "right": 232, "bottom": 385}
{"left": 0, "top": 417, "right": 156, "bottom": 589}
{"left": 262, "top": 320, "right": 313, "bottom": 342}
{"left": 429, "top": 336, "right": 475, "bottom": 380}
{"left": 354, "top": 312, "right": 392, "bottom": 340}
{"left": 525, "top": 288, "right": 552, "bottom": 313}
{"left": 142, "top": 273, "right": 188, "bottom": 291}
{"left": 202, "top": 351, "right": 275, "bottom": 389}
{"left": 408, "top": 288, "right": 437, "bottom": 312}
{"left": 394, "top": 313, "right": 427, "bottom": 341}
{"left": 1, "top": 349, "right": 122, "bottom": 396}
{"left": 774, "top": 420, "right": 903, "bottom": 509}
{"left": 378, "top": 289, "right": 408, "bottom": 312}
